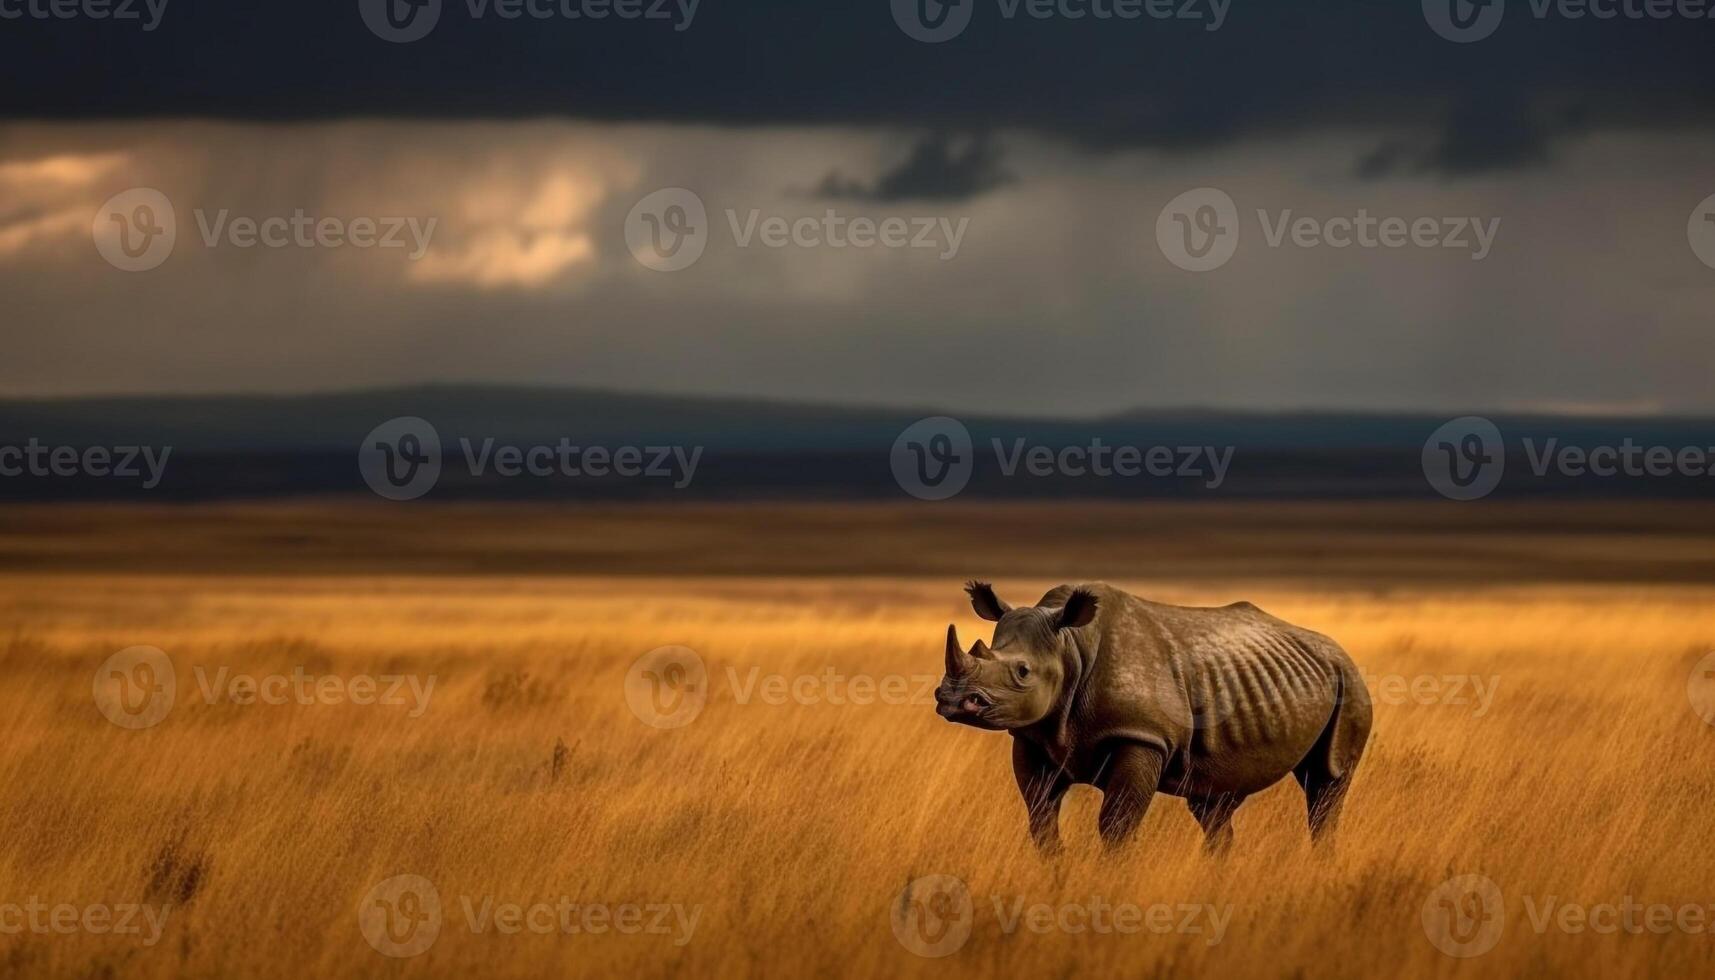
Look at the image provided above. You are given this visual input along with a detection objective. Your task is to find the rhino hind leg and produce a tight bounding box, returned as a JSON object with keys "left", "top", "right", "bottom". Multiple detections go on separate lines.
{"left": 1300, "top": 768, "right": 1352, "bottom": 844}
{"left": 1294, "top": 664, "right": 1372, "bottom": 846}
{"left": 1186, "top": 794, "right": 1244, "bottom": 855}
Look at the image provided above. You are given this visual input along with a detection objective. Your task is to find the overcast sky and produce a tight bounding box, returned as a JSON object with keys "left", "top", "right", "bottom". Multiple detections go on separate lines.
{"left": 2, "top": 1, "right": 1713, "bottom": 414}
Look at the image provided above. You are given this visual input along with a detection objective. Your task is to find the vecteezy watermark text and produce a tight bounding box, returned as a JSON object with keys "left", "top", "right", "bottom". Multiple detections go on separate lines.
{"left": 0, "top": 439, "right": 170, "bottom": 489}
{"left": 0, "top": 0, "right": 168, "bottom": 30}
{"left": 358, "top": 875, "right": 700, "bottom": 958}
{"left": 192, "top": 666, "right": 434, "bottom": 718}
{"left": 193, "top": 209, "right": 435, "bottom": 258}
{"left": 1256, "top": 210, "right": 1499, "bottom": 258}
{"left": 1425, "top": 0, "right": 1715, "bottom": 43}
{"left": 0, "top": 899, "right": 170, "bottom": 946}
{"left": 727, "top": 210, "right": 968, "bottom": 259}
{"left": 93, "top": 646, "right": 435, "bottom": 730}
{"left": 361, "top": 0, "right": 698, "bottom": 43}
{"left": 623, "top": 646, "right": 940, "bottom": 728}
{"left": 1156, "top": 188, "right": 1501, "bottom": 272}
{"left": 94, "top": 188, "right": 436, "bottom": 272}
{"left": 359, "top": 416, "right": 702, "bottom": 500}
{"left": 624, "top": 188, "right": 970, "bottom": 271}
{"left": 1422, "top": 415, "right": 1715, "bottom": 500}
{"left": 725, "top": 666, "right": 938, "bottom": 708}
{"left": 1363, "top": 669, "right": 1499, "bottom": 717}
{"left": 1423, "top": 875, "right": 1715, "bottom": 958}
{"left": 892, "top": 0, "right": 1228, "bottom": 43}
{"left": 890, "top": 875, "right": 1231, "bottom": 958}
{"left": 890, "top": 416, "right": 1233, "bottom": 500}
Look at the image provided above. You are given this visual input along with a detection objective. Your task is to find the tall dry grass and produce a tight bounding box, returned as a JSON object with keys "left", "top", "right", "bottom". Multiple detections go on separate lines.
{"left": 1, "top": 560, "right": 1713, "bottom": 978}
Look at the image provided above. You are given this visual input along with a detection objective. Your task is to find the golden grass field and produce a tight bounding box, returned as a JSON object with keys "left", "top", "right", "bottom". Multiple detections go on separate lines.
{"left": 2, "top": 501, "right": 1714, "bottom": 978}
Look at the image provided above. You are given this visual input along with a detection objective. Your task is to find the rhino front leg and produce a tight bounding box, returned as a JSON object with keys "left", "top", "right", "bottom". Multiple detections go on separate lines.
{"left": 1095, "top": 742, "right": 1166, "bottom": 850}
{"left": 1011, "top": 738, "right": 1071, "bottom": 857}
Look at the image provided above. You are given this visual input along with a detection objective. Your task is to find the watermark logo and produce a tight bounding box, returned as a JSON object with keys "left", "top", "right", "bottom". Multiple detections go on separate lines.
{"left": 1422, "top": 875, "right": 1505, "bottom": 957}
{"left": 1689, "top": 193, "right": 1715, "bottom": 270}
{"left": 626, "top": 188, "right": 709, "bottom": 272}
{"left": 92, "top": 646, "right": 175, "bottom": 730}
{"left": 1689, "top": 652, "right": 1715, "bottom": 727}
{"left": 360, "top": 0, "right": 442, "bottom": 41}
{"left": 1423, "top": 0, "right": 1504, "bottom": 42}
{"left": 94, "top": 188, "right": 176, "bottom": 272}
{"left": 1156, "top": 187, "right": 1238, "bottom": 272}
{"left": 624, "top": 646, "right": 707, "bottom": 728}
{"left": 891, "top": 417, "right": 974, "bottom": 500}
{"left": 891, "top": 875, "right": 974, "bottom": 957}
{"left": 892, "top": 0, "right": 974, "bottom": 41}
{"left": 359, "top": 417, "right": 443, "bottom": 501}
{"left": 359, "top": 874, "right": 442, "bottom": 957}
{"left": 1422, "top": 416, "right": 1505, "bottom": 500}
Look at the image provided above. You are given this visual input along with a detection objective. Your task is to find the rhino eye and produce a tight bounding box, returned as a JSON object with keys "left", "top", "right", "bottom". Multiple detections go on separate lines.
{"left": 1014, "top": 661, "right": 1031, "bottom": 681}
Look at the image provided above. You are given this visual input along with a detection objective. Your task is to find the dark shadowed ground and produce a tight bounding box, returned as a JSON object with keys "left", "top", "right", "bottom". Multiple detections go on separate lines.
{"left": 6, "top": 500, "right": 1715, "bottom": 585}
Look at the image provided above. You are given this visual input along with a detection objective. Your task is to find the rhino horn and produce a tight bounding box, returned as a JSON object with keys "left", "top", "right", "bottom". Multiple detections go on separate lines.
{"left": 946, "top": 624, "right": 978, "bottom": 677}
{"left": 970, "top": 638, "right": 993, "bottom": 660}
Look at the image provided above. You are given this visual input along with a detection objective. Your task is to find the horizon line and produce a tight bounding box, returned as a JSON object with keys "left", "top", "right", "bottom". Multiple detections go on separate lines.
{"left": 0, "top": 381, "right": 1700, "bottom": 423}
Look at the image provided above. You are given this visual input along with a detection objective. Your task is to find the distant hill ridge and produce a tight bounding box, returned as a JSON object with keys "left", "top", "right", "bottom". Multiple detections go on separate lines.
{"left": 4, "top": 384, "right": 1710, "bottom": 453}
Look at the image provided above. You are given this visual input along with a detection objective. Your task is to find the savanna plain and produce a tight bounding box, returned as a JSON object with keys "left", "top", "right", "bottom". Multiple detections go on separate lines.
{"left": 1, "top": 500, "right": 1713, "bottom": 978}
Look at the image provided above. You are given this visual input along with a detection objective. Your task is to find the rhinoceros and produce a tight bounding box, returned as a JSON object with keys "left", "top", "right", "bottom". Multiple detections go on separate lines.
{"left": 934, "top": 581, "right": 1370, "bottom": 854}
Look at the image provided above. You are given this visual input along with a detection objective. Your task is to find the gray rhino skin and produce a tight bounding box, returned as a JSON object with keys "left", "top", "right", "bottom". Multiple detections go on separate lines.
{"left": 934, "top": 581, "right": 1370, "bottom": 854}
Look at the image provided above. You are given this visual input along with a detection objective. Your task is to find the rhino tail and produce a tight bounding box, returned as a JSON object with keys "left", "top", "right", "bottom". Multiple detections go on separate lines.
{"left": 1312, "top": 660, "right": 1373, "bottom": 781}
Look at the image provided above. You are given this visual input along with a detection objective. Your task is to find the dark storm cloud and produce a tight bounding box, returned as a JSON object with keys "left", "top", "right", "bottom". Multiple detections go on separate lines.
{"left": 815, "top": 133, "right": 1013, "bottom": 202}
{"left": 1419, "top": 98, "right": 1559, "bottom": 176}
{"left": 1355, "top": 98, "right": 1562, "bottom": 179}
{"left": 2, "top": 0, "right": 1713, "bottom": 176}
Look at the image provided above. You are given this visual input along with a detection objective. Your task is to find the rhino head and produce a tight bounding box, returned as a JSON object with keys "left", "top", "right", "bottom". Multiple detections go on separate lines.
{"left": 935, "top": 581, "right": 1098, "bottom": 731}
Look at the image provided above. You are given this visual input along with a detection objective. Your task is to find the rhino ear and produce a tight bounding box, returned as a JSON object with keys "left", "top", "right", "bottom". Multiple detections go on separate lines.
{"left": 1056, "top": 589, "right": 1098, "bottom": 630}
{"left": 965, "top": 580, "right": 1011, "bottom": 622}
